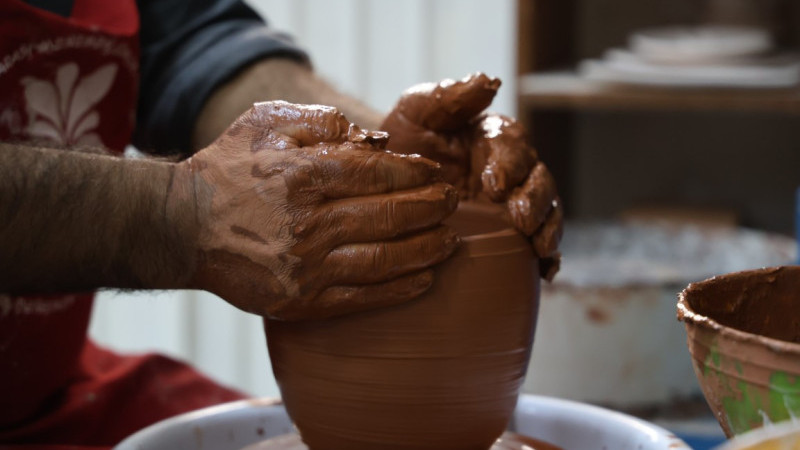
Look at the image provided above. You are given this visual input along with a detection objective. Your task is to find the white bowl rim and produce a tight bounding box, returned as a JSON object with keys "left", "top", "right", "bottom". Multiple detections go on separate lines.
{"left": 513, "top": 395, "right": 691, "bottom": 449}
{"left": 115, "top": 394, "right": 690, "bottom": 450}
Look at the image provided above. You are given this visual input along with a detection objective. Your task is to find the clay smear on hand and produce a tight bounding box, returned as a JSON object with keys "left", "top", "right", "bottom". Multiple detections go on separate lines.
{"left": 185, "top": 101, "right": 459, "bottom": 319}
{"left": 382, "top": 73, "right": 563, "bottom": 279}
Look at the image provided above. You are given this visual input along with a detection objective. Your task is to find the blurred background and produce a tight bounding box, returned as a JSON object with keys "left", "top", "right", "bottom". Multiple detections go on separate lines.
{"left": 519, "top": 0, "right": 800, "bottom": 233}
{"left": 92, "top": 1, "right": 800, "bottom": 446}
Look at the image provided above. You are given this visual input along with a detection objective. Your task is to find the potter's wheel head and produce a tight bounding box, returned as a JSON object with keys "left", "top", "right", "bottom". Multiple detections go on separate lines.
{"left": 114, "top": 395, "right": 689, "bottom": 450}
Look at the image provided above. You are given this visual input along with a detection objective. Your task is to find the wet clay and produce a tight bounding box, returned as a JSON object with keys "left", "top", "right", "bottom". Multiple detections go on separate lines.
{"left": 265, "top": 202, "right": 539, "bottom": 450}
{"left": 241, "top": 431, "right": 562, "bottom": 450}
{"left": 677, "top": 266, "right": 800, "bottom": 436}
{"left": 186, "top": 101, "right": 460, "bottom": 320}
{"left": 380, "top": 73, "right": 563, "bottom": 280}
{"left": 679, "top": 266, "right": 800, "bottom": 344}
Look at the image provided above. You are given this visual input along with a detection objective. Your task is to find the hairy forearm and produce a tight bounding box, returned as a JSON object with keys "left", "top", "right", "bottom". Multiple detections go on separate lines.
{"left": 0, "top": 144, "right": 198, "bottom": 294}
{"left": 192, "top": 58, "right": 383, "bottom": 150}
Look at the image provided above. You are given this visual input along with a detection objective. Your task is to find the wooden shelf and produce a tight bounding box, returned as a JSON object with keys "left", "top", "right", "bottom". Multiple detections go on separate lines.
{"left": 519, "top": 72, "right": 800, "bottom": 114}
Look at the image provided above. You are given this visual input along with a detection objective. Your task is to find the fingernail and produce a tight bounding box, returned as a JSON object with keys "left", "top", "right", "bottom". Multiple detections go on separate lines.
{"left": 293, "top": 223, "right": 307, "bottom": 237}
{"left": 444, "top": 228, "right": 462, "bottom": 252}
{"left": 487, "top": 77, "right": 501, "bottom": 91}
{"left": 414, "top": 270, "right": 434, "bottom": 289}
{"left": 482, "top": 167, "right": 504, "bottom": 196}
{"left": 419, "top": 156, "right": 443, "bottom": 179}
{"left": 507, "top": 196, "right": 533, "bottom": 235}
{"left": 444, "top": 184, "right": 459, "bottom": 211}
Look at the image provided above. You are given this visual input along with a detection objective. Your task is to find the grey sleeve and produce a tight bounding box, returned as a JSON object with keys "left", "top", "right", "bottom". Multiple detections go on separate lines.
{"left": 133, "top": 0, "right": 308, "bottom": 154}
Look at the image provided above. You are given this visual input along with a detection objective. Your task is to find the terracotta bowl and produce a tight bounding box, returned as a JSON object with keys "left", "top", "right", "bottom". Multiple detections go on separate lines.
{"left": 264, "top": 202, "right": 539, "bottom": 450}
{"left": 677, "top": 266, "right": 800, "bottom": 438}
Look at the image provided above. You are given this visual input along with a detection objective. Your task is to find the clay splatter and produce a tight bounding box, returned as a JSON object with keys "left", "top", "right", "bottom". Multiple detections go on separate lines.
{"left": 703, "top": 344, "right": 800, "bottom": 434}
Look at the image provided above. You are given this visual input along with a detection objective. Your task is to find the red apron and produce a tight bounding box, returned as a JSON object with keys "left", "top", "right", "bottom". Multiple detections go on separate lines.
{"left": 0, "top": 1, "right": 245, "bottom": 447}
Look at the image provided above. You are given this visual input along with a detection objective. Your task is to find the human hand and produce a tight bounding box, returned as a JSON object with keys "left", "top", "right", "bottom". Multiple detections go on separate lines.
{"left": 380, "top": 74, "right": 562, "bottom": 280}
{"left": 179, "top": 101, "right": 460, "bottom": 320}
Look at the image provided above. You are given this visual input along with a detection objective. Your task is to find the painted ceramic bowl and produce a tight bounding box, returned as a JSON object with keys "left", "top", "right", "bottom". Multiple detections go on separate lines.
{"left": 265, "top": 202, "right": 540, "bottom": 449}
{"left": 678, "top": 266, "right": 800, "bottom": 437}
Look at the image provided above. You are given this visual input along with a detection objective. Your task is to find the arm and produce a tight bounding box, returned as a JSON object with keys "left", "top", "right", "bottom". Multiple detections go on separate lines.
{"left": 134, "top": 0, "right": 318, "bottom": 155}
{"left": 0, "top": 144, "right": 197, "bottom": 293}
{"left": 1, "top": 102, "right": 459, "bottom": 320}
{"left": 192, "top": 58, "right": 382, "bottom": 150}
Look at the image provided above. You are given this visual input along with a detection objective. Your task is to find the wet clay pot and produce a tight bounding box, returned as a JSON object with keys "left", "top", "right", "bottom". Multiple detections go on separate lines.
{"left": 264, "top": 202, "right": 540, "bottom": 450}
{"left": 677, "top": 266, "right": 800, "bottom": 437}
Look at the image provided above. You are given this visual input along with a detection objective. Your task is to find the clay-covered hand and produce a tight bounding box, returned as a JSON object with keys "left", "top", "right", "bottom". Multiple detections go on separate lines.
{"left": 178, "top": 101, "right": 460, "bottom": 320}
{"left": 380, "top": 73, "right": 562, "bottom": 280}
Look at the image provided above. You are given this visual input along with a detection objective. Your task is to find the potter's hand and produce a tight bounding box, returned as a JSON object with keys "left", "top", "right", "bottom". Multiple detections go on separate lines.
{"left": 381, "top": 73, "right": 562, "bottom": 280}
{"left": 181, "top": 101, "right": 460, "bottom": 320}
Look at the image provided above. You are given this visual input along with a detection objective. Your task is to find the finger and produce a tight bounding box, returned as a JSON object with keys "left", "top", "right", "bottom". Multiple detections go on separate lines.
{"left": 539, "top": 254, "right": 561, "bottom": 282}
{"left": 318, "top": 226, "right": 460, "bottom": 287}
{"left": 248, "top": 100, "right": 388, "bottom": 147}
{"left": 477, "top": 115, "right": 539, "bottom": 202}
{"left": 379, "top": 112, "right": 470, "bottom": 189}
{"left": 397, "top": 73, "right": 501, "bottom": 132}
{"left": 293, "top": 183, "right": 459, "bottom": 253}
{"left": 382, "top": 110, "right": 461, "bottom": 160}
{"left": 532, "top": 198, "right": 563, "bottom": 258}
{"left": 275, "top": 270, "right": 435, "bottom": 321}
{"left": 302, "top": 147, "right": 447, "bottom": 198}
{"left": 506, "top": 162, "right": 558, "bottom": 236}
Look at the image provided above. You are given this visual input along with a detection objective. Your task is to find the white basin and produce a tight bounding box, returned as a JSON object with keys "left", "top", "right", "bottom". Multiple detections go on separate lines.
{"left": 115, "top": 395, "right": 691, "bottom": 449}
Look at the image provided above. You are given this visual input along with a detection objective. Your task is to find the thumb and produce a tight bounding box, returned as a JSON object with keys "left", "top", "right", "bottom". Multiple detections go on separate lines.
{"left": 394, "top": 73, "right": 500, "bottom": 132}
{"left": 239, "top": 100, "right": 388, "bottom": 147}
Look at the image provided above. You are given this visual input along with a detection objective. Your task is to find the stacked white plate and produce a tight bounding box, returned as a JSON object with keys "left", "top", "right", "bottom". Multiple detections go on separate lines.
{"left": 580, "top": 25, "right": 800, "bottom": 88}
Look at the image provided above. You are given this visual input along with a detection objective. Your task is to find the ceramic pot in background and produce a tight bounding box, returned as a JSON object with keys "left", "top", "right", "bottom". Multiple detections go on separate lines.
{"left": 265, "top": 202, "right": 539, "bottom": 450}
{"left": 524, "top": 222, "right": 794, "bottom": 412}
{"left": 678, "top": 266, "right": 800, "bottom": 437}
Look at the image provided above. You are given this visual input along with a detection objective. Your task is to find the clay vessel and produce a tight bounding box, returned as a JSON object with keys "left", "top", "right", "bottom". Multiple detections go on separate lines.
{"left": 265, "top": 202, "right": 539, "bottom": 450}
{"left": 677, "top": 266, "right": 800, "bottom": 437}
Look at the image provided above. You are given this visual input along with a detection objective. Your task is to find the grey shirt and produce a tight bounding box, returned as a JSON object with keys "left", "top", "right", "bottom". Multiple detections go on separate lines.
{"left": 134, "top": 0, "right": 308, "bottom": 154}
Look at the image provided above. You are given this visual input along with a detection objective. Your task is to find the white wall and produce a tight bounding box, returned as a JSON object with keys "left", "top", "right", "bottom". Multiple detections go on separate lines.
{"left": 90, "top": 0, "right": 517, "bottom": 398}
{"left": 248, "top": 0, "right": 517, "bottom": 115}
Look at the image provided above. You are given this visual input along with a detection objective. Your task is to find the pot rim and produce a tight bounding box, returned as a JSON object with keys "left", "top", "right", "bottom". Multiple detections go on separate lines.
{"left": 453, "top": 202, "right": 517, "bottom": 240}
{"left": 676, "top": 265, "right": 800, "bottom": 355}
{"left": 461, "top": 226, "right": 519, "bottom": 242}
{"left": 450, "top": 202, "right": 528, "bottom": 257}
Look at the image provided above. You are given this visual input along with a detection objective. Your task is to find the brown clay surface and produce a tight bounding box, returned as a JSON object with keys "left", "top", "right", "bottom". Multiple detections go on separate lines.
{"left": 242, "top": 431, "right": 562, "bottom": 450}
{"left": 380, "top": 73, "right": 563, "bottom": 281}
{"left": 681, "top": 266, "right": 800, "bottom": 344}
{"left": 188, "top": 100, "right": 461, "bottom": 320}
{"left": 265, "top": 202, "right": 539, "bottom": 450}
{"left": 677, "top": 265, "right": 800, "bottom": 436}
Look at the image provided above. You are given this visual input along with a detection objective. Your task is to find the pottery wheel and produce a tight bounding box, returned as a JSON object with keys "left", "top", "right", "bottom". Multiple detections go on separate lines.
{"left": 241, "top": 431, "right": 562, "bottom": 450}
